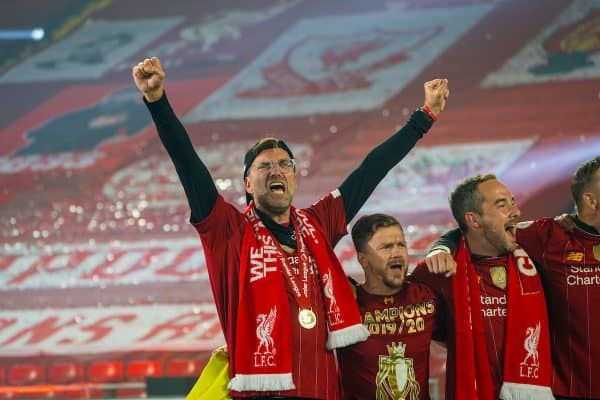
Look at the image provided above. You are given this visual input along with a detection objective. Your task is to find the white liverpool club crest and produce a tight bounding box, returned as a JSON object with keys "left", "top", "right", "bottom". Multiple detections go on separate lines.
{"left": 375, "top": 342, "right": 420, "bottom": 400}
{"left": 323, "top": 273, "right": 342, "bottom": 325}
{"left": 254, "top": 306, "right": 277, "bottom": 367}
{"left": 520, "top": 322, "right": 541, "bottom": 378}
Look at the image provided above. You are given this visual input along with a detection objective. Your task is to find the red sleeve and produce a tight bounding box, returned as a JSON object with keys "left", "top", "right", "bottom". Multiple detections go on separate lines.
{"left": 191, "top": 195, "right": 245, "bottom": 334}
{"left": 304, "top": 191, "right": 348, "bottom": 247}
{"left": 516, "top": 218, "right": 553, "bottom": 266}
{"left": 409, "top": 261, "right": 453, "bottom": 306}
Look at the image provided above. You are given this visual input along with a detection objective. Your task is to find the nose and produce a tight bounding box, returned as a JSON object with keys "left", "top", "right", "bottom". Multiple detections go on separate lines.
{"left": 390, "top": 244, "right": 404, "bottom": 258}
{"left": 510, "top": 202, "right": 521, "bottom": 219}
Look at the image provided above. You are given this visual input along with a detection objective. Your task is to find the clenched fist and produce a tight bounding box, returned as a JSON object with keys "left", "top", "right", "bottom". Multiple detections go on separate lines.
{"left": 132, "top": 57, "right": 165, "bottom": 103}
{"left": 423, "top": 78, "right": 450, "bottom": 117}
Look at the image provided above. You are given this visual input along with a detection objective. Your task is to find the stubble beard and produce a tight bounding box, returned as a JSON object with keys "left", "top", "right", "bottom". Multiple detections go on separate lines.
{"left": 383, "top": 269, "right": 406, "bottom": 290}
{"left": 256, "top": 192, "right": 293, "bottom": 216}
{"left": 482, "top": 225, "right": 515, "bottom": 255}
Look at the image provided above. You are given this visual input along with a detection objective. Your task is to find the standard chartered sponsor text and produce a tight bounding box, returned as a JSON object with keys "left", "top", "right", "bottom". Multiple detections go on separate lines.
{"left": 567, "top": 265, "right": 600, "bottom": 286}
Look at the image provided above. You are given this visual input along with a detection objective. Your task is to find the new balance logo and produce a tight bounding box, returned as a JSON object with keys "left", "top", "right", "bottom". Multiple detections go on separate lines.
{"left": 567, "top": 252, "right": 584, "bottom": 262}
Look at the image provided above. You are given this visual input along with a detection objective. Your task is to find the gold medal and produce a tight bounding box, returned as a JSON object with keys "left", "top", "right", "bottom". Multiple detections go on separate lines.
{"left": 298, "top": 309, "right": 316, "bottom": 329}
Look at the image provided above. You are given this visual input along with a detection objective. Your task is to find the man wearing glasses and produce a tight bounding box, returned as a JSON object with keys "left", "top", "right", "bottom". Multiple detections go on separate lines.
{"left": 132, "top": 56, "right": 449, "bottom": 399}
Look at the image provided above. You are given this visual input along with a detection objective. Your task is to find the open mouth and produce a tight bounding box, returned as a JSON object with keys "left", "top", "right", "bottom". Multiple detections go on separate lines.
{"left": 269, "top": 182, "right": 285, "bottom": 193}
{"left": 389, "top": 262, "right": 405, "bottom": 270}
{"left": 505, "top": 224, "right": 517, "bottom": 239}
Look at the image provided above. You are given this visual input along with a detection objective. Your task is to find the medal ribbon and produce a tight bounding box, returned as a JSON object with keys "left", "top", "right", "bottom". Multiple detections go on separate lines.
{"left": 278, "top": 215, "right": 312, "bottom": 312}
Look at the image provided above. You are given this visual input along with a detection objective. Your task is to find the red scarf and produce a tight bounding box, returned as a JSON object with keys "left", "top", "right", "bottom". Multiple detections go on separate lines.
{"left": 228, "top": 203, "right": 368, "bottom": 392}
{"left": 454, "top": 237, "right": 553, "bottom": 400}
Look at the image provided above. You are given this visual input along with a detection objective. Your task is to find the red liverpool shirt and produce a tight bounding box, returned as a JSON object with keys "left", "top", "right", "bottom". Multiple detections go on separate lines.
{"left": 193, "top": 193, "right": 348, "bottom": 399}
{"left": 517, "top": 218, "right": 600, "bottom": 398}
{"left": 410, "top": 254, "right": 512, "bottom": 400}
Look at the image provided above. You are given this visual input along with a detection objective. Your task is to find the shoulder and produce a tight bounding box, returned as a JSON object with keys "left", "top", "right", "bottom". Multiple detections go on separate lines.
{"left": 305, "top": 190, "right": 344, "bottom": 215}
{"left": 192, "top": 195, "right": 245, "bottom": 233}
{"left": 517, "top": 217, "right": 553, "bottom": 231}
{"left": 404, "top": 280, "right": 439, "bottom": 301}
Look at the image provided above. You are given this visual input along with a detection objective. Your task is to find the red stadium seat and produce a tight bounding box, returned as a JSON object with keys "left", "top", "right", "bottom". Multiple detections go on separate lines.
{"left": 125, "top": 360, "right": 162, "bottom": 381}
{"left": 87, "top": 361, "right": 124, "bottom": 382}
{"left": 165, "top": 358, "right": 202, "bottom": 377}
{"left": 48, "top": 362, "right": 84, "bottom": 384}
{"left": 8, "top": 364, "right": 45, "bottom": 385}
{"left": 62, "top": 388, "right": 88, "bottom": 399}
{"left": 115, "top": 388, "right": 145, "bottom": 398}
{"left": 82, "top": 387, "right": 106, "bottom": 399}
{"left": 0, "top": 366, "right": 5, "bottom": 385}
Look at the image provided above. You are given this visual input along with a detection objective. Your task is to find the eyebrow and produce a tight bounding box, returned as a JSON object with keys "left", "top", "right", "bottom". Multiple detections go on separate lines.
{"left": 376, "top": 239, "right": 406, "bottom": 248}
{"left": 257, "top": 158, "right": 292, "bottom": 164}
{"left": 494, "top": 196, "right": 514, "bottom": 205}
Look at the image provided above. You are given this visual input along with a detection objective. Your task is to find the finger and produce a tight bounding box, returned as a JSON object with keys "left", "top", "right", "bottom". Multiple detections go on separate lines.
{"left": 437, "top": 81, "right": 448, "bottom": 94}
{"left": 132, "top": 64, "right": 145, "bottom": 79}
{"left": 142, "top": 58, "right": 155, "bottom": 74}
{"left": 425, "top": 258, "right": 432, "bottom": 272}
{"left": 438, "top": 259, "right": 449, "bottom": 274}
{"left": 431, "top": 258, "right": 441, "bottom": 274}
{"left": 151, "top": 56, "right": 163, "bottom": 71}
{"left": 444, "top": 258, "right": 457, "bottom": 277}
{"left": 425, "top": 257, "right": 436, "bottom": 272}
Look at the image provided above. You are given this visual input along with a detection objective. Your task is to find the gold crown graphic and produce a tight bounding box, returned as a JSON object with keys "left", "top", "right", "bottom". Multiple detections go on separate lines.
{"left": 387, "top": 342, "right": 406, "bottom": 358}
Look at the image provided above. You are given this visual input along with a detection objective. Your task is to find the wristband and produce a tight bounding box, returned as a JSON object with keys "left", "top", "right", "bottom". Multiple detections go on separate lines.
{"left": 421, "top": 105, "right": 437, "bottom": 122}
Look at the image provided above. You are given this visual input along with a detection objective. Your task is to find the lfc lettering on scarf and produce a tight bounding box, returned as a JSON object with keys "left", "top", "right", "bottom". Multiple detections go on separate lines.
{"left": 254, "top": 354, "right": 276, "bottom": 367}
{"left": 361, "top": 301, "right": 435, "bottom": 335}
{"left": 520, "top": 364, "right": 539, "bottom": 379}
{"left": 249, "top": 235, "right": 279, "bottom": 282}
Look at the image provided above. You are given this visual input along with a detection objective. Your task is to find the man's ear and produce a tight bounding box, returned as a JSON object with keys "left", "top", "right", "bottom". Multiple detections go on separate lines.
{"left": 244, "top": 176, "right": 252, "bottom": 194}
{"left": 582, "top": 192, "right": 598, "bottom": 210}
{"left": 357, "top": 251, "right": 368, "bottom": 269}
{"left": 465, "top": 211, "right": 481, "bottom": 229}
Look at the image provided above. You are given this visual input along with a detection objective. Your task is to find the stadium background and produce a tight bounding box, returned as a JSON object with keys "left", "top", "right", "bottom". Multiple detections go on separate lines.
{"left": 0, "top": 0, "right": 599, "bottom": 398}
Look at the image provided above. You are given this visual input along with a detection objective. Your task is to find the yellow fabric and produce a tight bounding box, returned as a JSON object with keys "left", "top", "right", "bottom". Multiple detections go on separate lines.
{"left": 186, "top": 347, "right": 231, "bottom": 400}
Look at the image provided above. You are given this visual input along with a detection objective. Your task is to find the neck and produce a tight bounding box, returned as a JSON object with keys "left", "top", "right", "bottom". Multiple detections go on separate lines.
{"left": 256, "top": 205, "right": 290, "bottom": 225}
{"left": 578, "top": 211, "right": 600, "bottom": 233}
{"left": 363, "top": 281, "right": 403, "bottom": 296}
{"left": 464, "top": 231, "right": 504, "bottom": 257}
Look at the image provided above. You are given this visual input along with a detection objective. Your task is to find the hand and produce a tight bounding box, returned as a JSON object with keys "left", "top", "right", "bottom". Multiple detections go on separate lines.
{"left": 423, "top": 78, "right": 449, "bottom": 116}
{"left": 425, "top": 248, "right": 456, "bottom": 277}
{"left": 554, "top": 213, "right": 576, "bottom": 232}
{"left": 132, "top": 57, "right": 165, "bottom": 103}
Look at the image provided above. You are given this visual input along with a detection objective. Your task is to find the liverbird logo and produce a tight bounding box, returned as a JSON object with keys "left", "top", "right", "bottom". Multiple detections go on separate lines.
{"left": 522, "top": 322, "right": 541, "bottom": 367}
{"left": 322, "top": 273, "right": 339, "bottom": 314}
{"left": 256, "top": 306, "right": 277, "bottom": 355}
{"left": 519, "top": 322, "right": 542, "bottom": 379}
{"left": 323, "top": 273, "right": 342, "bottom": 326}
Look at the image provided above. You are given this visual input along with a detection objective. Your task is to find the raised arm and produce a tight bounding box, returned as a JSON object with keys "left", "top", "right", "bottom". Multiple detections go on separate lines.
{"left": 132, "top": 57, "right": 217, "bottom": 221}
{"left": 339, "top": 79, "right": 449, "bottom": 222}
